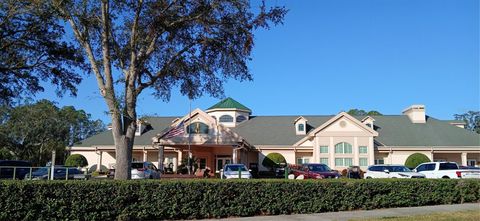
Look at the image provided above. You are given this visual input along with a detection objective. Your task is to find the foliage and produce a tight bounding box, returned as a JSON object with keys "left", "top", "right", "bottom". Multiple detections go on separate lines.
{"left": 0, "top": 148, "right": 13, "bottom": 160}
{"left": 454, "top": 111, "right": 480, "bottom": 134}
{"left": 65, "top": 154, "right": 88, "bottom": 168}
{"left": 0, "top": 179, "right": 478, "bottom": 220}
{"left": 347, "top": 109, "right": 383, "bottom": 116}
{"left": 0, "top": 0, "right": 85, "bottom": 105}
{"left": 262, "top": 152, "right": 287, "bottom": 170}
{"left": 0, "top": 100, "right": 104, "bottom": 166}
{"left": 405, "top": 153, "right": 431, "bottom": 169}
{"left": 46, "top": 0, "right": 287, "bottom": 179}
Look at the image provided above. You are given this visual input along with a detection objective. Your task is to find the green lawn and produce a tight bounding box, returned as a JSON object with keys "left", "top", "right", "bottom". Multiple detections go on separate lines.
{"left": 351, "top": 210, "right": 480, "bottom": 221}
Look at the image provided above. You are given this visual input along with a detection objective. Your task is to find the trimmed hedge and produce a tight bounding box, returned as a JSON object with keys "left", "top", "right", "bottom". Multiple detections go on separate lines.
{"left": 0, "top": 179, "right": 479, "bottom": 220}
{"left": 405, "top": 153, "right": 431, "bottom": 169}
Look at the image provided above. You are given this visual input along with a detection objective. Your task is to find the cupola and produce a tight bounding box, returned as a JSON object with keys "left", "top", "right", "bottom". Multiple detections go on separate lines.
{"left": 206, "top": 97, "right": 251, "bottom": 127}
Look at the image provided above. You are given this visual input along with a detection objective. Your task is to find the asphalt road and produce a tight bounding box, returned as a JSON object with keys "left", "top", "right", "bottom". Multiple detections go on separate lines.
{"left": 215, "top": 203, "right": 480, "bottom": 221}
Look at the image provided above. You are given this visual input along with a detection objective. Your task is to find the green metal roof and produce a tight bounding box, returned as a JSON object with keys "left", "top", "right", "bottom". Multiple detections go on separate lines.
{"left": 207, "top": 97, "right": 251, "bottom": 112}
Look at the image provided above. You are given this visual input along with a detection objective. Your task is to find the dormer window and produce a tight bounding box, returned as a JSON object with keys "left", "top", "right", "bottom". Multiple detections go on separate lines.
{"left": 236, "top": 115, "right": 247, "bottom": 123}
{"left": 294, "top": 116, "right": 308, "bottom": 135}
{"left": 219, "top": 115, "right": 233, "bottom": 123}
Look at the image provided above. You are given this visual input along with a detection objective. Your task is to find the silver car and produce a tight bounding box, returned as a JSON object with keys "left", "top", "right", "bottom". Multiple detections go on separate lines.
{"left": 221, "top": 164, "right": 252, "bottom": 179}
{"left": 131, "top": 162, "right": 161, "bottom": 179}
{"left": 364, "top": 165, "right": 426, "bottom": 179}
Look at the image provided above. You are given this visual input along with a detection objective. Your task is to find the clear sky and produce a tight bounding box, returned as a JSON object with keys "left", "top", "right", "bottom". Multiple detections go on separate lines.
{"left": 36, "top": 0, "right": 479, "bottom": 123}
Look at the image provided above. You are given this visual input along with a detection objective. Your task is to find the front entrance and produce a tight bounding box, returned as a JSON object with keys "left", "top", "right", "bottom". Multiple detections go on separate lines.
{"left": 216, "top": 156, "right": 232, "bottom": 172}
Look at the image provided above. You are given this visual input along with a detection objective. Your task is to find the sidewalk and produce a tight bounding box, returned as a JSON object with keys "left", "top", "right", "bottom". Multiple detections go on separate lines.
{"left": 217, "top": 203, "right": 480, "bottom": 221}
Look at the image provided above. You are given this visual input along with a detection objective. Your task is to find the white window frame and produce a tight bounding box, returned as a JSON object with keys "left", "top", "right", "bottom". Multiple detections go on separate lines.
{"left": 296, "top": 157, "right": 310, "bottom": 165}
{"left": 359, "top": 146, "right": 368, "bottom": 154}
{"left": 319, "top": 146, "right": 329, "bottom": 154}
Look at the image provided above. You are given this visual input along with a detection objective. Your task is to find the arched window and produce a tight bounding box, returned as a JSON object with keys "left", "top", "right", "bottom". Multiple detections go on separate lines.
{"left": 334, "top": 142, "right": 352, "bottom": 154}
{"left": 298, "top": 124, "right": 305, "bottom": 132}
{"left": 236, "top": 115, "right": 247, "bottom": 123}
{"left": 187, "top": 122, "right": 209, "bottom": 134}
{"left": 219, "top": 115, "right": 233, "bottom": 122}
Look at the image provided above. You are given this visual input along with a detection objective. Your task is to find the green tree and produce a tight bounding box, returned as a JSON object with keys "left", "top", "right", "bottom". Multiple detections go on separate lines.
{"left": 347, "top": 109, "right": 383, "bottom": 116}
{"left": 454, "top": 111, "right": 480, "bottom": 134}
{"left": 0, "top": 0, "right": 85, "bottom": 106}
{"left": 405, "top": 153, "right": 430, "bottom": 169}
{"left": 49, "top": 0, "right": 287, "bottom": 179}
{"left": 262, "top": 152, "right": 286, "bottom": 171}
{"left": 65, "top": 154, "right": 88, "bottom": 167}
{"left": 0, "top": 100, "right": 104, "bottom": 165}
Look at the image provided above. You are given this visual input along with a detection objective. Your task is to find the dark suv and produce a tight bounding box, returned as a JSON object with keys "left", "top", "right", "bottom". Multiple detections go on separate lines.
{"left": 0, "top": 160, "right": 32, "bottom": 179}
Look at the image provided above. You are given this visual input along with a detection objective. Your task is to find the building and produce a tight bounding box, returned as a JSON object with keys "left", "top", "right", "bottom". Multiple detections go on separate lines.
{"left": 70, "top": 98, "right": 480, "bottom": 174}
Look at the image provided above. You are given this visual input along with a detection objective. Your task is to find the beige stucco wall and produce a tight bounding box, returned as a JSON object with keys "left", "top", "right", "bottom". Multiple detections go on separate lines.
{"left": 258, "top": 149, "right": 295, "bottom": 171}
{"left": 386, "top": 151, "right": 433, "bottom": 165}
{"left": 70, "top": 150, "right": 116, "bottom": 171}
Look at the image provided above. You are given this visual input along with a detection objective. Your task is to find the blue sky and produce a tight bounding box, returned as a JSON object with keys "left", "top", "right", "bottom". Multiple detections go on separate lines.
{"left": 36, "top": 0, "right": 479, "bottom": 123}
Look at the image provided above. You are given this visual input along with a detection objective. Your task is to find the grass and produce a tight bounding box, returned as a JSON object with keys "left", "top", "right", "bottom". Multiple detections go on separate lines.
{"left": 351, "top": 210, "right": 480, "bottom": 221}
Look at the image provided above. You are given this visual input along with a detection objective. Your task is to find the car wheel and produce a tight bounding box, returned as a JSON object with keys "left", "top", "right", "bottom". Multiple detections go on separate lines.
{"left": 442, "top": 176, "right": 450, "bottom": 179}
{"left": 366, "top": 177, "right": 372, "bottom": 179}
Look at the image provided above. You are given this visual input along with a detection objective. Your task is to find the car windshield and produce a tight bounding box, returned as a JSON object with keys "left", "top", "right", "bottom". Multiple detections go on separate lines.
{"left": 131, "top": 163, "right": 144, "bottom": 169}
{"left": 225, "top": 165, "right": 247, "bottom": 172}
{"left": 389, "top": 166, "right": 411, "bottom": 172}
{"left": 307, "top": 164, "right": 331, "bottom": 172}
{"left": 33, "top": 167, "right": 49, "bottom": 174}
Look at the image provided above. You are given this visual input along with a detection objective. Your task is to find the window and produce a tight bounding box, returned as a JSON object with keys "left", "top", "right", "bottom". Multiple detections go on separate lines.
{"left": 423, "top": 163, "right": 436, "bottom": 171}
{"left": 296, "top": 157, "right": 310, "bottom": 165}
{"left": 298, "top": 124, "right": 305, "bottom": 131}
{"left": 236, "top": 115, "right": 247, "bottom": 123}
{"left": 359, "top": 158, "right": 368, "bottom": 166}
{"left": 335, "top": 158, "right": 343, "bottom": 166}
{"left": 187, "top": 122, "right": 209, "bottom": 134}
{"left": 320, "top": 158, "right": 329, "bottom": 166}
{"left": 468, "top": 159, "right": 477, "bottom": 167}
{"left": 335, "top": 158, "right": 353, "bottom": 166}
{"left": 439, "top": 163, "right": 458, "bottom": 170}
{"left": 199, "top": 158, "right": 207, "bottom": 170}
{"left": 374, "top": 159, "right": 384, "bottom": 164}
{"left": 335, "top": 142, "right": 352, "bottom": 154}
{"left": 416, "top": 164, "right": 426, "bottom": 172}
{"left": 219, "top": 115, "right": 233, "bottom": 122}
{"left": 359, "top": 146, "right": 368, "bottom": 154}
{"left": 319, "top": 146, "right": 329, "bottom": 154}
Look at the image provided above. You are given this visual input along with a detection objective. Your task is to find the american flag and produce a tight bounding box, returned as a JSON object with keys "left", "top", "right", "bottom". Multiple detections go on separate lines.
{"left": 162, "top": 120, "right": 185, "bottom": 139}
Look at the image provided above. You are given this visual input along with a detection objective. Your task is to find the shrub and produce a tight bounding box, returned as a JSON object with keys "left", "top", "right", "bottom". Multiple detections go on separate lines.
{"left": 0, "top": 179, "right": 478, "bottom": 220}
{"left": 262, "top": 152, "right": 286, "bottom": 170}
{"left": 405, "top": 153, "right": 431, "bottom": 169}
{"left": 64, "top": 154, "right": 88, "bottom": 168}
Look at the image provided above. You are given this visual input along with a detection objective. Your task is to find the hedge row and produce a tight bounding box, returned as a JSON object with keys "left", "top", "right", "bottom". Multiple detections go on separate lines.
{"left": 0, "top": 179, "right": 479, "bottom": 220}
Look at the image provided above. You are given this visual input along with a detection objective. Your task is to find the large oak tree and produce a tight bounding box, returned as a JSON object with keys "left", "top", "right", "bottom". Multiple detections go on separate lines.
{"left": 50, "top": 0, "right": 287, "bottom": 179}
{"left": 0, "top": 0, "right": 85, "bottom": 105}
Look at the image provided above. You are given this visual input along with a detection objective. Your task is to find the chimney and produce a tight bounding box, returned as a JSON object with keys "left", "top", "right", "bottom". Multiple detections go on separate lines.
{"left": 402, "top": 105, "right": 426, "bottom": 123}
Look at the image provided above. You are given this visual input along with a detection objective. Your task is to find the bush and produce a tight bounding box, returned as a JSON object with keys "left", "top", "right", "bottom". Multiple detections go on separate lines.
{"left": 0, "top": 179, "right": 478, "bottom": 220}
{"left": 262, "top": 152, "right": 286, "bottom": 170}
{"left": 64, "top": 154, "right": 88, "bottom": 168}
{"left": 405, "top": 153, "right": 431, "bottom": 169}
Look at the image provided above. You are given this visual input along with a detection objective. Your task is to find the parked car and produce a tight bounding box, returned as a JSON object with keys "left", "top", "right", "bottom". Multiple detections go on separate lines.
{"left": 25, "top": 167, "right": 82, "bottom": 180}
{"left": 414, "top": 162, "right": 480, "bottom": 179}
{"left": 291, "top": 163, "right": 340, "bottom": 179}
{"left": 364, "top": 165, "right": 425, "bottom": 179}
{"left": 0, "top": 160, "right": 32, "bottom": 180}
{"left": 131, "top": 162, "right": 161, "bottom": 179}
{"left": 220, "top": 164, "right": 252, "bottom": 179}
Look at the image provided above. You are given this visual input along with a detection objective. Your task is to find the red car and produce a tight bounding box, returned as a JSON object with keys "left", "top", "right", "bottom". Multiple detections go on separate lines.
{"left": 291, "top": 163, "right": 341, "bottom": 179}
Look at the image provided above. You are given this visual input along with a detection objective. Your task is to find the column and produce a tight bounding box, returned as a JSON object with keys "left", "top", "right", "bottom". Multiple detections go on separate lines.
{"left": 461, "top": 152, "right": 467, "bottom": 166}
{"left": 177, "top": 150, "right": 183, "bottom": 172}
{"left": 143, "top": 150, "right": 148, "bottom": 162}
{"left": 368, "top": 137, "right": 375, "bottom": 165}
{"left": 96, "top": 151, "right": 103, "bottom": 172}
{"left": 329, "top": 137, "right": 335, "bottom": 168}
{"left": 157, "top": 145, "right": 164, "bottom": 172}
{"left": 232, "top": 148, "right": 238, "bottom": 164}
{"left": 353, "top": 137, "right": 358, "bottom": 165}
